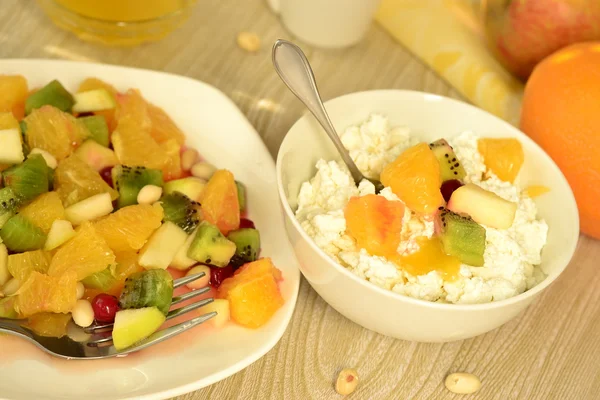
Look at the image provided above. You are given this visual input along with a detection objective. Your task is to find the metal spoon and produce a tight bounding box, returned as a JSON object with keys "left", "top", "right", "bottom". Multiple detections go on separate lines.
{"left": 272, "top": 39, "right": 384, "bottom": 192}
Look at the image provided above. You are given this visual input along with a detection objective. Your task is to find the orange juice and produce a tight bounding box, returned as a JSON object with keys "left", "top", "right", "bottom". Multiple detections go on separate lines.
{"left": 54, "top": 0, "right": 188, "bottom": 22}
{"left": 38, "top": 0, "right": 198, "bottom": 46}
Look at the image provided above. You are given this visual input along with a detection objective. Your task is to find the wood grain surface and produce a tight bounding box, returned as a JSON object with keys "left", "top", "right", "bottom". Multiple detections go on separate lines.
{"left": 1, "top": 1, "right": 598, "bottom": 399}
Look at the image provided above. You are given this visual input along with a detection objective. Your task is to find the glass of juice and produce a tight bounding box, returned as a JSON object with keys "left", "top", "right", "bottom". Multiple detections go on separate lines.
{"left": 37, "top": 0, "right": 199, "bottom": 46}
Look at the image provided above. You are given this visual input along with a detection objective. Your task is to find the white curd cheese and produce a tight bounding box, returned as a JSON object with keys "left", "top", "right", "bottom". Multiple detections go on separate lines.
{"left": 295, "top": 116, "right": 548, "bottom": 304}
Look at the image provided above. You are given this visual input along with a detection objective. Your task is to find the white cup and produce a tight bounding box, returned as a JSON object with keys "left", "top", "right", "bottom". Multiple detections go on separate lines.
{"left": 267, "top": 0, "right": 382, "bottom": 49}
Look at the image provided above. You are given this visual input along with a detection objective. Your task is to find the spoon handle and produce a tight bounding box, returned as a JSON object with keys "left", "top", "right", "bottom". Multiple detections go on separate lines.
{"left": 272, "top": 39, "right": 365, "bottom": 185}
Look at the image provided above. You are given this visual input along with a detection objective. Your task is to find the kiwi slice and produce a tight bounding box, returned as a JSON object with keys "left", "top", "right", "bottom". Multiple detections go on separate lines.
{"left": 0, "top": 214, "right": 47, "bottom": 252}
{"left": 159, "top": 192, "right": 202, "bottom": 234}
{"left": 439, "top": 209, "right": 486, "bottom": 266}
{"left": 429, "top": 139, "right": 466, "bottom": 182}
{"left": 235, "top": 181, "right": 246, "bottom": 213}
{"left": 2, "top": 154, "right": 49, "bottom": 203}
{"left": 0, "top": 187, "right": 20, "bottom": 229}
{"left": 79, "top": 115, "right": 109, "bottom": 147}
{"left": 187, "top": 221, "right": 236, "bottom": 267}
{"left": 81, "top": 266, "right": 118, "bottom": 291}
{"left": 25, "top": 80, "right": 74, "bottom": 115}
{"left": 118, "top": 269, "right": 174, "bottom": 316}
{"left": 112, "top": 165, "right": 164, "bottom": 208}
{"left": 227, "top": 228, "right": 260, "bottom": 268}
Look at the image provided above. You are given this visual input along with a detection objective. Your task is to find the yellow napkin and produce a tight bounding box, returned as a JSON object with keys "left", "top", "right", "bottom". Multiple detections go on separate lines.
{"left": 375, "top": 0, "right": 524, "bottom": 126}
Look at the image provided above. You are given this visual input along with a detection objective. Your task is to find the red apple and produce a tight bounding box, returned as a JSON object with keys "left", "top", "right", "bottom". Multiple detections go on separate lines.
{"left": 482, "top": 0, "right": 600, "bottom": 80}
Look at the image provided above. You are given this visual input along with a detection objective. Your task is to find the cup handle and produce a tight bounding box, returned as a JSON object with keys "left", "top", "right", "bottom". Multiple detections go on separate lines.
{"left": 266, "top": 0, "right": 280, "bottom": 13}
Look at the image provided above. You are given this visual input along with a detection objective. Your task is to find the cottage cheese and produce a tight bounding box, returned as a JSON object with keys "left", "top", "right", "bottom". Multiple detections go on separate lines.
{"left": 295, "top": 115, "right": 548, "bottom": 304}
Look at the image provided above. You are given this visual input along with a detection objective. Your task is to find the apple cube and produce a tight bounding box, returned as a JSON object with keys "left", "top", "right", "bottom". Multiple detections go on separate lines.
{"left": 447, "top": 183, "right": 517, "bottom": 229}
{"left": 170, "top": 228, "right": 198, "bottom": 270}
{"left": 72, "top": 89, "right": 116, "bottom": 113}
{"left": 64, "top": 192, "right": 114, "bottom": 225}
{"left": 201, "top": 299, "right": 230, "bottom": 328}
{"left": 0, "top": 244, "right": 9, "bottom": 286}
{"left": 74, "top": 140, "right": 118, "bottom": 172}
{"left": 44, "top": 220, "right": 76, "bottom": 251}
{"left": 163, "top": 177, "right": 206, "bottom": 201}
{"left": 0, "top": 129, "right": 24, "bottom": 164}
{"left": 138, "top": 221, "right": 188, "bottom": 270}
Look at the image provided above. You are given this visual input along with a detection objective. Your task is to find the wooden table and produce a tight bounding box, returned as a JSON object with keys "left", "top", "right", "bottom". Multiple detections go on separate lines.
{"left": 2, "top": 1, "right": 599, "bottom": 399}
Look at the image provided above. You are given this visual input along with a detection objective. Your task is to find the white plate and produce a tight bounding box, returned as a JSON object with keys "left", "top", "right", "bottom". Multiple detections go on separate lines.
{"left": 0, "top": 60, "right": 300, "bottom": 400}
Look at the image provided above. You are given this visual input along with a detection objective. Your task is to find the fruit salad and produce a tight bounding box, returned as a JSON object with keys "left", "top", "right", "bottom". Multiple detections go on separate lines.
{"left": 0, "top": 75, "right": 285, "bottom": 350}
{"left": 295, "top": 114, "right": 549, "bottom": 304}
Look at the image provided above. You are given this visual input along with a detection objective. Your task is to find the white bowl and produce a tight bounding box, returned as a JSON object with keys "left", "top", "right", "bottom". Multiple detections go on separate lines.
{"left": 276, "top": 90, "right": 579, "bottom": 343}
{"left": 0, "top": 60, "right": 300, "bottom": 400}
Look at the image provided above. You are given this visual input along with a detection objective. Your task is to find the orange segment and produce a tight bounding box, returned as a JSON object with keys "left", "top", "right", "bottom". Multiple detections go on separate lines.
{"left": 48, "top": 221, "right": 116, "bottom": 281}
{"left": 54, "top": 154, "right": 118, "bottom": 207}
{"left": 25, "top": 313, "right": 73, "bottom": 338}
{"left": 199, "top": 169, "right": 240, "bottom": 235}
{"left": 15, "top": 270, "right": 78, "bottom": 317}
{"left": 344, "top": 194, "right": 404, "bottom": 258}
{"left": 7, "top": 250, "right": 52, "bottom": 281}
{"left": 19, "top": 192, "right": 65, "bottom": 233}
{"left": 148, "top": 102, "right": 185, "bottom": 145}
{"left": 0, "top": 75, "right": 28, "bottom": 119}
{"left": 93, "top": 203, "right": 164, "bottom": 252}
{"left": 380, "top": 143, "right": 444, "bottom": 215}
{"left": 478, "top": 138, "right": 524, "bottom": 183}
{"left": 112, "top": 120, "right": 168, "bottom": 170}
{"left": 217, "top": 258, "right": 284, "bottom": 329}
{"left": 395, "top": 237, "right": 460, "bottom": 280}
{"left": 0, "top": 112, "right": 20, "bottom": 130}
{"left": 524, "top": 185, "right": 550, "bottom": 198}
{"left": 162, "top": 138, "right": 183, "bottom": 181}
{"left": 24, "top": 105, "right": 90, "bottom": 161}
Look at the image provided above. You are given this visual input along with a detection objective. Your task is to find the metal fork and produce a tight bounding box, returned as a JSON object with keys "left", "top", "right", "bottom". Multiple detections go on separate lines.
{"left": 0, "top": 272, "right": 215, "bottom": 360}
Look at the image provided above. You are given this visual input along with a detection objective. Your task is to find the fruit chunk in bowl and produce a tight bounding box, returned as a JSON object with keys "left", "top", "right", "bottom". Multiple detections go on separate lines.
{"left": 276, "top": 90, "right": 579, "bottom": 342}
{"left": 0, "top": 75, "right": 286, "bottom": 352}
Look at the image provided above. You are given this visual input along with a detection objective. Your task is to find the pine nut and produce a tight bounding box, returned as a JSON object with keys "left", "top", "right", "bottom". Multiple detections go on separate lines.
{"left": 76, "top": 282, "right": 85, "bottom": 300}
{"left": 237, "top": 32, "right": 261, "bottom": 53}
{"left": 181, "top": 148, "right": 199, "bottom": 171}
{"left": 444, "top": 372, "right": 481, "bottom": 394}
{"left": 2, "top": 278, "right": 20, "bottom": 296}
{"left": 191, "top": 162, "right": 216, "bottom": 180}
{"left": 335, "top": 368, "right": 358, "bottom": 395}
{"left": 72, "top": 299, "right": 94, "bottom": 328}
{"left": 137, "top": 185, "right": 163, "bottom": 205}
{"left": 186, "top": 265, "right": 211, "bottom": 289}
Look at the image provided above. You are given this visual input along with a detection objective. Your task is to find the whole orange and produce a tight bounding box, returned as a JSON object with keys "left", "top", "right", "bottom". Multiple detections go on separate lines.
{"left": 520, "top": 41, "right": 600, "bottom": 239}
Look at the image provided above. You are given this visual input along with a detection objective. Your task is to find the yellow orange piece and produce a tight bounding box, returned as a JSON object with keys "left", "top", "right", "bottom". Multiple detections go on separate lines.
{"left": 25, "top": 313, "right": 72, "bottom": 338}
{"left": 48, "top": 221, "right": 116, "bottom": 281}
{"left": 344, "top": 194, "right": 404, "bottom": 259}
{"left": 162, "top": 138, "right": 183, "bottom": 181}
{"left": 0, "top": 112, "right": 20, "bottom": 130}
{"left": 520, "top": 42, "right": 600, "bottom": 239}
{"left": 380, "top": 143, "right": 444, "bottom": 215}
{"left": 396, "top": 237, "right": 460, "bottom": 281}
{"left": 7, "top": 250, "right": 52, "bottom": 282}
{"left": 0, "top": 75, "right": 28, "bottom": 119}
{"left": 478, "top": 138, "right": 524, "bottom": 183}
{"left": 199, "top": 169, "right": 240, "bottom": 235}
{"left": 148, "top": 102, "right": 185, "bottom": 145}
{"left": 217, "top": 258, "right": 284, "bottom": 329}
{"left": 24, "top": 106, "right": 89, "bottom": 161}
{"left": 15, "top": 270, "right": 78, "bottom": 317}
{"left": 93, "top": 203, "right": 163, "bottom": 252}
{"left": 19, "top": 192, "right": 65, "bottom": 233}
{"left": 54, "top": 154, "right": 118, "bottom": 207}
{"left": 524, "top": 185, "right": 550, "bottom": 198}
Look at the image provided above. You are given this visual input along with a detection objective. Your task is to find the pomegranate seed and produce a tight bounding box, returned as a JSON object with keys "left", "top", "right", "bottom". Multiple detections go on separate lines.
{"left": 209, "top": 265, "right": 234, "bottom": 288}
{"left": 99, "top": 167, "right": 114, "bottom": 188}
{"left": 441, "top": 179, "right": 463, "bottom": 202}
{"left": 91, "top": 294, "right": 119, "bottom": 323}
{"left": 239, "top": 218, "right": 255, "bottom": 229}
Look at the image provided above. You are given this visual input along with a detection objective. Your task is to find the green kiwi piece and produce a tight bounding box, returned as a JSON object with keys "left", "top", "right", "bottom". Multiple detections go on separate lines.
{"left": 439, "top": 209, "right": 486, "bottom": 266}
{"left": 2, "top": 154, "right": 49, "bottom": 203}
{"left": 112, "top": 165, "right": 164, "bottom": 208}
{"left": 227, "top": 228, "right": 260, "bottom": 268}
{"left": 0, "top": 187, "right": 20, "bottom": 229}
{"left": 25, "top": 80, "right": 74, "bottom": 115}
{"left": 0, "top": 214, "right": 47, "bottom": 252}
{"left": 187, "top": 221, "right": 236, "bottom": 267}
{"left": 79, "top": 115, "right": 109, "bottom": 147}
{"left": 81, "top": 266, "right": 118, "bottom": 291}
{"left": 118, "top": 269, "right": 173, "bottom": 316}
{"left": 159, "top": 192, "right": 202, "bottom": 234}
{"left": 429, "top": 139, "right": 466, "bottom": 182}
{"left": 235, "top": 181, "right": 246, "bottom": 213}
